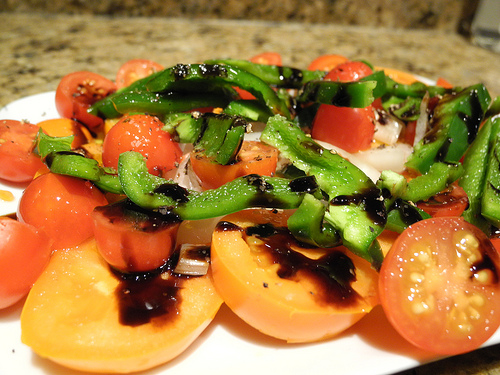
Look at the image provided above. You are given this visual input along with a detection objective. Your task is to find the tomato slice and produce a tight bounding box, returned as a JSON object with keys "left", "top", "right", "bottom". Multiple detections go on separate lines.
{"left": 211, "top": 209, "right": 379, "bottom": 343}
{"left": 307, "top": 54, "right": 349, "bottom": 72}
{"left": 249, "top": 52, "right": 282, "bottom": 66}
{"left": 92, "top": 199, "right": 181, "bottom": 272}
{"left": 311, "top": 61, "right": 376, "bottom": 153}
{"left": 102, "top": 114, "right": 182, "bottom": 177}
{"left": 21, "top": 239, "right": 222, "bottom": 373}
{"left": 17, "top": 173, "right": 108, "bottom": 250}
{"left": 190, "top": 141, "right": 279, "bottom": 190}
{"left": 379, "top": 217, "right": 500, "bottom": 355}
{"left": 0, "top": 218, "right": 52, "bottom": 309}
{"left": 0, "top": 120, "right": 45, "bottom": 183}
{"left": 417, "top": 183, "right": 469, "bottom": 218}
{"left": 55, "top": 71, "right": 116, "bottom": 129}
{"left": 115, "top": 59, "right": 164, "bottom": 90}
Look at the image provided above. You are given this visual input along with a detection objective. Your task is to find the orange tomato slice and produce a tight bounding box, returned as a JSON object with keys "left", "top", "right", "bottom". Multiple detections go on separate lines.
{"left": 211, "top": 209, "right": 379, "bottom": 343}
{"left": 20, "top": 239, "right": 222, "bottom": 373}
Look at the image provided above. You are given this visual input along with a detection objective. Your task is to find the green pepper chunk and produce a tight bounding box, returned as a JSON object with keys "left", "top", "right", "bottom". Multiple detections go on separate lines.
{"left": 117, "top": 151, "right": 319, "bottom": 220}
{"left": 204, "top": 58, "right": 326, "bottom": 88}
{"left": 481, "top": 130, "right": 500, "bottom": 227}
{"left": 145, "top": 63, "right": 291, "bottom": 119}
{"left": 405, "top": 84, "right": 491, "bottom": 174}
{"left": 261, "top": 115, "right": 385, "bottom": 268}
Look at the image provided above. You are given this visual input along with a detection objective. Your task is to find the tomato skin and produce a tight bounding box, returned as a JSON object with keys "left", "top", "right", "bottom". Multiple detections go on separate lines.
{"left": 211, "top": 209, "right": 379, "bottom": 343}
{"left": 307, "top": 54, "right": 349, "bottom": 72}
{"left": 249, "top": 52, "right": 282, "bottom": 66}
{"left": 0, "top": 120, "right": 45, "bottom": 183}
{"left": 115, "top": 59, "right": 164, "bottom": 90}
{"left": 55, "top": 71, "right": 116, "bottom": 129}
{"left": 417, "top": 183, "right": 469, "bottom": 218}
{"left": 0, "top": 218, "right": 52, "bottom": 309}
{"left": 190, "top": 141, "right": 278, "bottom": 190}
{"left": 379, "top": 217, "right": 500, "bottom": 355}
{"left": 311, "top": 61, "right": 376, "bottom": 153}
{"left": 102, "top": 114, "right": 182, "bottom": 177}
{"left": 92, "top": 200, "right": 181, "bottom": 272}
{"left": 17, "top": 173, "right": 108, "bottom": 249}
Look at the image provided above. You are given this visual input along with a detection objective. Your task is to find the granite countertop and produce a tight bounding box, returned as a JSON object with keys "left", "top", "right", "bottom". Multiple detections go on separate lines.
{"left": 1, "top": 11, "right": 500, "bottom": 375}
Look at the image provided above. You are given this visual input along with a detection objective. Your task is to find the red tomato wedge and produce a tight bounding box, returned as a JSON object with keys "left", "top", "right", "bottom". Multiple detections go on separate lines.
{"left": 55, "top": 71, "right": 116, "bottom": 129}
{"left": 0, "top": 120, "right": 45, "bottom": 183}
{"left": 20, "top": 239, "right": 223, "bottom": 373}
{"left": 115, "top": 59, "right": 164, "bottom": 90}
{"left": 249, "top": 52, "right": 282, "bottom": 66}
{"left": 379, "top": 217, "right": 500, "bottom": 355}
{"left": 211, "top": 209, "right": 379, "bottom": 343}
{"left": 0, "top": 218, "right": 52, "bottom": 309}
{"left": 307, "top": 54, "right": 349, "bottom": 72}
{"left": 190, "top": 141, "right": 278, "bottom": 190}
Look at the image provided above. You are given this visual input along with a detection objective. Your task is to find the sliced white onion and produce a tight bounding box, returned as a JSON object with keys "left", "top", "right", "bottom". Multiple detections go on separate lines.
{"left": 355, "top": 143, "right": 413, "bottom": 173}
{"left": 174, "top": 243, "right": 210, "bottom": 276}
{"left": 413, "top": 92, "right": 430, "bottom": 146}
{"left": 373, "top": 110, "right": 404, "bottom": 145}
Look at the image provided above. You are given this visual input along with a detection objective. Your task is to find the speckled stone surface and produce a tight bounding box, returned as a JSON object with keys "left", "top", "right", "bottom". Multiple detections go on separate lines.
{"left": 1, "top": 10, "right": 500, "bottom": 375}
{"left": 0, "top": 0, "right": 480, "bottom": 31}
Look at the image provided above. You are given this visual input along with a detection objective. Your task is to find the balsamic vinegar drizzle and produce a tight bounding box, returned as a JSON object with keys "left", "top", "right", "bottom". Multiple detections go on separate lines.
{"left": 216, "top": 220, "right": 361, "bottom": 307}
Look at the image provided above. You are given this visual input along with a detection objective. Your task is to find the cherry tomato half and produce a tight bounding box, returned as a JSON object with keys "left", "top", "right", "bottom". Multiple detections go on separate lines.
{"left": 0, "top": 217, "right": 52, "bottom": 309}
{"left": 249, "top": 52, "right": 282, "bottom": 66}
{"left": 0, "top": 120, "right": 45, "bottom": 183}
{"left": 115, "top": 59, "right": 164, "bottom": 90}
{"left": 417, "top": 183, "right": 469, "bottom": 218}
{"left": 379, "top": 217, "right": 500, "bottom": 355}
{"left": 311, "top": 61, "right": 376, "bottom": 153}
{"left": 102, "top": 114, "right": 182, "bottom": 177}
{"left": 92, "top": 200, "right": 181, "bottom": 272}
{"left": 190, "top": 141, "right": 279, "bottom": 190}
{"left": 17, "top": 173, "right": 108, "bottom": 250}
{"left": 55, "top": 71, "right": 116, "bottom": 129}
{"left": 307, "top": 54, "right": 349, "bottom": 72}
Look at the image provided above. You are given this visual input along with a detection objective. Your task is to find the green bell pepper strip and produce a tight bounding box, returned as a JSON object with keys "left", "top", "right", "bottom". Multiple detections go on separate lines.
{"left": 261, "top": 115, "right": 385, "bottom": 268}
{"left": 287, "top": 193, "right": 341, "bottom": 248}
{"left": 204, "top": 58, "right": 326, "bottom": 88}
{"left": 296, "top": 80, "right": 376, "bottom": 108}
{"left": 377, "top": 162, "right": 464, "bottom": 203}
{"left": 35, "top": 131, "right": 124, "bottom": 194}
{"left": 383, "top": 95, "right": 423, "bottom": 122}
{"left": 162, "top": 112, "right": 203, "bottom": 143}
{"left": 480, "top": 130, "right": 500, "bottom": 227}
{"left": 459, "top": 115, "right": 500, "bottom": 232}
{"left": 117, "top": 150, "right": 321, "bottom": 220}
{"left": 384, "top": 76, "right": 454, "bottom": 99}
{"left": 385, "top": 199, "right": 431, "bottom": 233}
{"left": 145, "top": 63, "right": 291, "bottom": 119}
{"left": 90, "top": 89, "right": 236, "bottom": 119}
{"left": 223, "top": 99, "right": 274, "bottom": 122}
{"left": 405, "top": 84, "right": 491, "bottom": 174}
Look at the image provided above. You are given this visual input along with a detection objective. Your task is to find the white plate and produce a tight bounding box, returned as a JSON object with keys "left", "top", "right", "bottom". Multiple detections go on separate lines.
{"left": 0, "top": 93, "right": 499, "bottom": 375}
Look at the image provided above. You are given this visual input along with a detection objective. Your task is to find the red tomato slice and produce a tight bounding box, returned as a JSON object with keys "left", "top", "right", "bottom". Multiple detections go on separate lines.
{"left": 102, "top": 114, "right": 182, "bottom": 177}
{"left": 92, "top": 199, "right": 181, "bottom": 272}
{"left": 0, "top": 217, "right": 52, "bottom": 309}
{"left": 190, "top": 141, "right": 279, "bottom": 190}
{"left": 55, "top": 71, "right": 116, "bottom": 129}
{"left": 17, "top": 173, "right": 108, "bottom": 250}
{"left": 249, "top": 52, "right": 282, "bottom": 66}
{"left": 115, "top": 59, "right": 164, "bottom": 90}
{"left": 0, "top": 120, "right": 45, "bottom": 183}
{"left": 379, "top": 217, "right": 500, "bottom": 355}
{"left": 417, "top": 183, "right": 469, "bottom": 218}
{"left": 311, "top": 61, "right": 376, "bottom": 153}
{"left": 307, "top": 54, "right": 349, "bottom": 72}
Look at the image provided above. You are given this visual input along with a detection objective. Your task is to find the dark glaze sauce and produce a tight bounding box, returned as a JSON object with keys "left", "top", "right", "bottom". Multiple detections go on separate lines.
{"left": 391, "top": 198, "right": 425, "bottom": 226}
{"left": 289, "top": 175, "right": 318, "bottom": 193}
{"left": 154, "top": 183, "right": 190, "bottom": 204}
{"left": 277, "top": 66, "right": 304, "bottom": 86}
{"left": 216, "top": 220, "right": 361, "bottom": 307}
{"left": 330, "top": 187, "right": 387, "bottom": 226}
{"left": 111, "top": 245, "right": 210, "bottom": 327}
{"left": 471, "top": 240, "right": 500, "bottom": 285}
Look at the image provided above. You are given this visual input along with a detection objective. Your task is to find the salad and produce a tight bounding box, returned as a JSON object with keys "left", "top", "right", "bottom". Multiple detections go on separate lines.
{"left": 0, "top": 52, "right": 500, "bottom": 374}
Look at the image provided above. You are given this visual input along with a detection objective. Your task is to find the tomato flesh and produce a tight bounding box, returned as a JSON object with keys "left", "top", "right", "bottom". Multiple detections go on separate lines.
{"left": 0, "top": 218, "right": 52, "bottom": 309}
{"left": 379, "top": 217, "right": 500, "bottom": 355}
{"left": 17, "top": 173, "right": 108, "bottom": 250}
{"left": 102, "top": 114, "right": 182, "bottom": 177}
{"left": 115, "top": 59, "right": 164, "bottom": 90}
{"left": 0, "top": 120, "right": 45, "bottom": 183}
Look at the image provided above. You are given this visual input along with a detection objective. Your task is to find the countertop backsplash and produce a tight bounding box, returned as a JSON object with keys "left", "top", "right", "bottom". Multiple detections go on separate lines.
{"left": 0, "top": 0, "right": 479, "bottom": 32}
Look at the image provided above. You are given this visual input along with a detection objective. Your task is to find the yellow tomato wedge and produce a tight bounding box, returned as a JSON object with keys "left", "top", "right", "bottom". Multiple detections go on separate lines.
{"left": 20, "top": 239, "right": 222, "bottom": 373}
{"left": 211, "top": 209, "right": 379, "bottom": 343}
